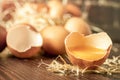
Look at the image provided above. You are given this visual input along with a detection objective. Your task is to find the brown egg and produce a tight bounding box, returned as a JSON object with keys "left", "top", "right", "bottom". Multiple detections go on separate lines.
{"left": 65, "top": 17, "right": 92, "bottom": 35}
{"left": 65, "top": 3, "right": 82, "bottom": 17}
{"left": 41, "top": 26, "right": 69, "bottom": 55}
{"left": 7, "top": 24, "right": 43, "bottom": 58}
{"left": 47, "top": 0, "right": 64, "bottom": 19}
{"left": 0, "top": 25, "right": 7, "bottom": 52}
{"left": 65, "top": 32, "right": 112, "bottom": 69}
{"left": 0, "top": 0, "right": 15, "bottom": 21}
{"left": 37, "top": 3, "right": 49, "bottom": 13}
{"left": 0, "top": 0, "right": 15, "bottom": 12}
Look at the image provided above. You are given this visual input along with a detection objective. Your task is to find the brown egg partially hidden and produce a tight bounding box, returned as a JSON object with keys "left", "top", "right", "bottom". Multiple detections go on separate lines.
{"left": 41, "top": 26, "right": 69, "bottom": 55}
{"left": 65, "top": 17, "right": 92, "bottom": 35}
{"left": 65, "top": 32, "right": 112, "bottom": 69}
{"left": 7, "top": 24, "right": 43, "bottom": 58}
{"left": 37, "top": 3, "right": 49, "bottom": 13}
{"left": 0, "top": 0, "right": 15, "bottom": 21}
{"left": 0, "top": 25, "right": 7, "bottom": 52}
{"left": 65, "top": 3, "right": 82, "bottom": 17}
{"left": 47, "top": 0, "right": 64, "bottom": 19}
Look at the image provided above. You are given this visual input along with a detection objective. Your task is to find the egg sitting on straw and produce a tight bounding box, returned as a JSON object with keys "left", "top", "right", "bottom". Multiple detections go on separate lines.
{"left": 65, "top": 32, "right": 112, "bottom": 69}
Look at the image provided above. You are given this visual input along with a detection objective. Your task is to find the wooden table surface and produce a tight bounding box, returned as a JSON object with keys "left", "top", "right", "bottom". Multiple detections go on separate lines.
{"left": 0, "top": 29, "right": 120, "bottom": 80}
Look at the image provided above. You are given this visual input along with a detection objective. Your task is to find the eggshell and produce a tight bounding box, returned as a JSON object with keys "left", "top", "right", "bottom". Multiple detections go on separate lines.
{"left": 65, "top": 3, "right": 82, "bottom": 17}
{"left": 65, "top": 17, "right": 92, "bottom": 35}
{"left": 37, "top": 3, "right": 49, "bottom": 13}
{"left": 0, "top": 0, "right": 15, "bottom": 21}
{"left": 47, "top": 0, "right": 64, "bottom": 19}
{"left": 65, "top": 32, "right": 112, "bottom": 69}
{"left": 7, "top": 24, "right": 43, "bottom": 58}
{"left": 41, "top": 26, "right": 69, "bottom": 55}
{"left": 0, "top": 0, "right": 15, "bottom": 12}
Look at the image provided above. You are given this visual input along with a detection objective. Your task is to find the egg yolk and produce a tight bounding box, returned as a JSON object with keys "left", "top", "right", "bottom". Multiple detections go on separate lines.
{"left": 70, "top": 46, "right": 106, "bottom": 61}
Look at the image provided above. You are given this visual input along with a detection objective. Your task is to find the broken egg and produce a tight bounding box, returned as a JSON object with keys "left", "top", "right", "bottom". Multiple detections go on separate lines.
{"left": 65, "top": 17, "right": 92, "bottom": 35}
{"left": 6, "top": 24, "right": 43, "bottom": 58}
{"left": 0, "top": 25, "right": 7, "bottom": 52}
{"left": 41, "top": 26, "right": 69, "bottom": 55}
{"left": 65, "top": 32, "right": 112, "bottom": 69}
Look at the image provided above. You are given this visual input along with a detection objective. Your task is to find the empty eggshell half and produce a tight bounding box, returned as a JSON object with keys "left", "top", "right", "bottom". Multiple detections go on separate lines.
{"left": 65, "top": 32, "right": 112, "bottom": 69}
{"left": 7, "top": 24, "right": 43, "bottom": 58}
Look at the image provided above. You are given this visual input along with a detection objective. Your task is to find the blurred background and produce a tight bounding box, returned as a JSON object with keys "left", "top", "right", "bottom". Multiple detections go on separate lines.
{"left": 0, "top": 0, "right": 120, "bottom": 41}
{"left": 69, "top": 0, "right": 120, "bottom": 42}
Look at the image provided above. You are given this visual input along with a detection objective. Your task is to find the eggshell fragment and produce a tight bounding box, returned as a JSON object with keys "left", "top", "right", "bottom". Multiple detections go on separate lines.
{"left": 65, "top": 17, "right": 92, "bottom": 35}
{"left": 0, "top": 25, "right": 7, "bottom": 52}
{"left": 65, "top": 32, "right": 112, "bottom": 69}
{"left": 41, "top": 26, "right": 69, "bottom": 55}
{"left": 7, "top": 24, "right": 43, "bottom": 58}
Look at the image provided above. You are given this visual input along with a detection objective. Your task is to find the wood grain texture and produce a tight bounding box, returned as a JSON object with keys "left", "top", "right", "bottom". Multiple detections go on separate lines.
{"left": 0, "top": 48, "right": 120, "bottom": 80}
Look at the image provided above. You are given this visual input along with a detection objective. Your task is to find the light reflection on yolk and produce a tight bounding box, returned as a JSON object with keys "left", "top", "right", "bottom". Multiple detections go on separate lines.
{"left": 70, "top": 46, "right": 106, "bottom": 61}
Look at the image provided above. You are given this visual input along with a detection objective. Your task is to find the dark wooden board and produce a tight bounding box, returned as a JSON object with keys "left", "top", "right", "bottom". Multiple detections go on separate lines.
{"left": 0, "top": 46, "right": 120, "bottom": 80}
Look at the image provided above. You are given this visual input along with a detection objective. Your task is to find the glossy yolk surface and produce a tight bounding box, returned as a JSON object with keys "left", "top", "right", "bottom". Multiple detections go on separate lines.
{"left": 70, "top": 46, "right": 106, "bottom": 61}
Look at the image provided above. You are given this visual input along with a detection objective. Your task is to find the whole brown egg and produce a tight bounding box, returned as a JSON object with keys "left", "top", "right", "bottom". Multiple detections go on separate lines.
{"left": 65, "top": 17, "right": 92, "bottom": 35}
{"left": 41, "top": 26, "right": 69, "bottom": 55}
